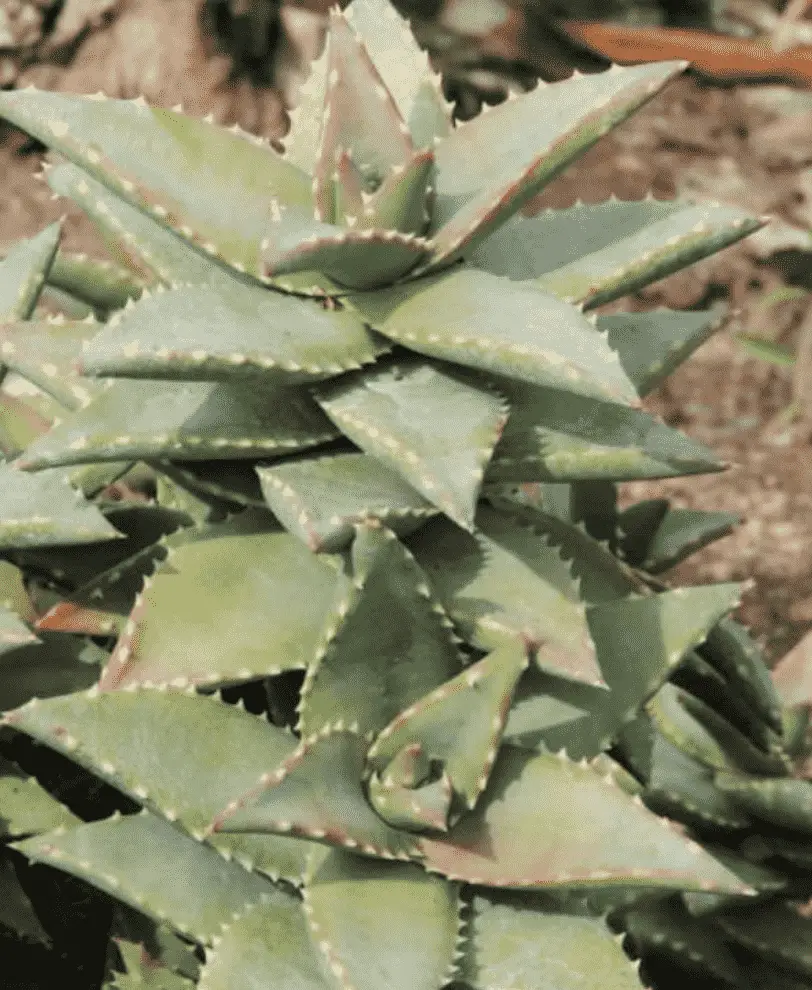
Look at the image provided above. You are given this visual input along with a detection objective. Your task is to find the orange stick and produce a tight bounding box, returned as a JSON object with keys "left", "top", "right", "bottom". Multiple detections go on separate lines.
{"left": 560, "top": 19, "right": 812, "bottom": 86}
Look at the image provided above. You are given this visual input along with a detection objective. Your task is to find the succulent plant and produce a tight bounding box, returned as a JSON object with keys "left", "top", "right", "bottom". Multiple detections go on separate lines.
{"left": 0, "top": 0, "right": 807, "bottom": 987}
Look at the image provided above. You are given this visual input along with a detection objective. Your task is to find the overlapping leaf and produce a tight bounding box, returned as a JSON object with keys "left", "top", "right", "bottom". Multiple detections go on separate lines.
{"left": 4, "top": 688, "right": 309, "bottom": 882}
{"left": 0, "top": 88, "right": 313, "bottom": 278}
{"left": 298, "top": 524, "right": 462, "bottom": 737}
{"left": 315, "top": 359, "right": 507, "bottom": 529}
{"left": 350, "top": 270, "right": 639, "bottom": 406}
{"left": 257, "top": 452, "right": 437, "bottom": 552}
{"left": 408, "top": 508, "right": 599, "bottom": 684}
{"left": 98, "top": 512, "right": 339, "bottom": 690}
{"left": 17, "top": 379, "right": 338, "bottom": 470}
{"left": 78, "top": 280, "right": 383, "bottom": 384}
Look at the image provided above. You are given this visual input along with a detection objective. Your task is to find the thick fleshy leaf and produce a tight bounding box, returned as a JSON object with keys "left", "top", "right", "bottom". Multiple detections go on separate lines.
{"left": 433, "top": 62, "right": 686, "bottom": 265}
{"left": 598, "top": 309, "right": 723, "bottom": 398}
{"left": 198, "top": 894, "right": 332, "bottom": 990}
{"left": 47, "top": 162, "right": 236, "bottom": 289}
{"left": 17, "top": 379, "right": 338, "bottom": 470}
{"left": 0, "top": 463, "right": 121, "bottom": 550}
{"left": 343, "top": 0, "right": 444, "bottom": 134}
{"left": 257, "top": 452, "right": 437, "bottom": 552}
{"left": 0, "top": 757, "right": 79, "bottom": 838}
{"left": 316, "top": 10, "right": 412, "bottom": 199}
{"left": 487, "top": 379, "right": 723, "bottom": 483}
{"left": 354, "top": 149, "right": 435, "bottom": 236}
{"left": 632, "top": 507, "right": 740, "bottom": 573}
{"left": 620, "top": 896, "right": 743, "bottom": 985}
{"left": 98, "top": 513, "right": 339, "bottom": 690}
{"left": 647, "top": 684, "right": 789, "bottom": 777}
{"left": 78, "top": 282, "right": 383, "bottom": 385}
{"left": 469, "top": 199, "right": 760, "bottom": 308}
{"left": 4, "top": 688, "right": 308, "bottom": 883}
{"left": 502, "top": 583, "right": 739, "bottom": 761}
{"left": 0, "top": 317, "right": 103, "bottom": 410}
{"left": 45, "top": 249, "right": 145, "bottom": 314}
{"left": 420, "top": 745, "right": 752, "bottom": 893}
{"left": 465, "top": 890, "right": 644, "bottom": 990}
{"left": 717, "top": 904, "right": 812, "bottom": 978}
{"left": 0, "top": 223, "right": 61, "bottom": 320}
{"left": 303, "top": 847, "right": 460, "bottom": 990}
{"left": 714, "top": 772, "right": 812, "bottom": 833}
{"left": 407, "top": 509, "right": 600, "bottom": 685}
{"left": 644, "top": 735, "right": 752, "bottom": 832}
{"left": 703, "top": 619, "right": 782, "bottom": 733}
{"left": 426, "top": 63, "right": 687, "bottom": 268}
{"left": 368, "top": 642, "right": 529, "bottom": 811}
{"left": 0, "top": 88, "right": 313, "bottom": 278}
{"left": 211, "top": 727, "right": 420, "bottom": 862}
{"left": 315, "top": 360, "right": 507, "bottom": 529}
{"left": 261, "top": 212, "right": 429, "bottom": 289}
{"left": 298, "top": 524, "right": 462, "bottom": 737}
{"left": 11, "top": 811, "right": 274, "bottom": 945}
{"left": 351, "top": 270, "right": 639, "bottom": 406}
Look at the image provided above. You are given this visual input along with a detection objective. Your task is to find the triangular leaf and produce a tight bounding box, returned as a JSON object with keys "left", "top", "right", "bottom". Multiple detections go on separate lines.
{"left": 316, "top": 9, "right": 412, "bottom": 196}
{"left": 4, "top": 688, "right": 309, "bottom": 883}
{"left": 262, "top": 214, "right": 429, "bottom": 289}
{"left": 0, "top": 89, "right": 313, "bottom": 278}
{"left": 469, "top": 199, "right": 760, "bottom": 309}
{"left": 17, "top": 379, "right": 338, "bottom": 470}
{"left": 79, "top": 281, "right": 383, "bottom": 385}
{"left": 465, "top": 890, "right": 645, "bottom": 990}
{"left": 0, "top": 223, "right": 61, "bottom": 320}
{"left": 11, "top": 811, "right": 274, "bottom": 945}
{"left": 420, "top": 745, "right": 753, "bottom": 893}
{"left": 487, "top": 379, "right": 723, "bottom": 483}
{"left": 211, "top": 727, "right": 420, "bottom": 862}
{"left": 598, "top": 308, "right": 723, "bottom": 398}
{"left": 315, "top": 359, "right": 507, "bottom": 529}
{"left": 714, "top": 771, "right": 812, "bottom": 833}
{"left": 298, "top": 523, "right": 462, "bottom": 737}
{"left": 98, "top": 513, "right": 339, "bottom": 690}
{"left": 426, "top": 63, "right": 686, "bottom": 268}
{"left": 408, "top": 509, "right": 601, "bottom": 685}
{"left": 47, "top": 162, "right": 235, "bottom": 289}
{"left": 351, "top": 270, "right": 639, "bottom": 406}
{"left": 197, "top": 894, "right": 333, "bottom": 990}
{"left": 343, "top": 0, "right": 442, "bottom": 132}
{"left": 368, "top": 641, "right": 529, "bottom": 811}
{"left": 257, "top": 452, "right": 438, "bottom": 552}
{"left": 0, "top": 463, "right": 122, "bottom": 550}
{"left": 303, "top": 847, "right": 460, "bottom": 990}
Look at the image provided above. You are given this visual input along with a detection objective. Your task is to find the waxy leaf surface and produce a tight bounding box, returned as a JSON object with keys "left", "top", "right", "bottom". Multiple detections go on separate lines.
{"left": 99, "top": 513, "right": 339, "bottom": 689}
{"left": 5, "top": 688, "right": 308, "bottom": 882}
{"left": 315, "top": 359, "right": 506, "bottom": 529}
{"left": 420, "top": 745, "right": 753, "bottom": 893}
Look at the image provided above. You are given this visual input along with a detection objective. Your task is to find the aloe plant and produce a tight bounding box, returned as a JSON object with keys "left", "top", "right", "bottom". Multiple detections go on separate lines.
{"left": 0, "top": 1, "right": 807, "bottom": 987}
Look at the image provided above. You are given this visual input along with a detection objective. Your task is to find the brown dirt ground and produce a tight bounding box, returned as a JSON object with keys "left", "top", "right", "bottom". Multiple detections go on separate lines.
{"left": 2, "top": 6, "right": 812, "bottom": 664}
